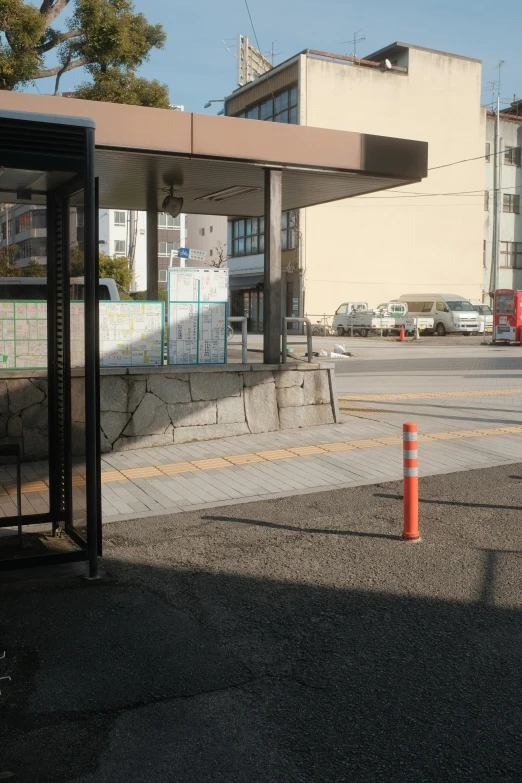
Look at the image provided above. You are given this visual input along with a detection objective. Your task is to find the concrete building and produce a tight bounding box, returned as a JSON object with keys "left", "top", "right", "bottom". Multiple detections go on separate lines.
{"left": 483, "top": 110, "right": 522, "bottom": 299}
{"left": 224, "top": 43, "right": 485, "bottom": 324}
{"left": 186, "top": 214, "right": 228, "bottom": 265}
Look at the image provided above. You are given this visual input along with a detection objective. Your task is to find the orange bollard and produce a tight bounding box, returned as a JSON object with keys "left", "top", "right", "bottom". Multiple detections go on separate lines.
{"left": 402, "top": 422, "right": 420, "bottom": 541}
{"left": 399, "top": 325, "right": 405, "bottom": 341}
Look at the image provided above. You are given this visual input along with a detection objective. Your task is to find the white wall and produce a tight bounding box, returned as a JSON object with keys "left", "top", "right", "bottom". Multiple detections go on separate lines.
{"left": 484, "top": 114, "right": 522, "bottom": 298}
{"left": 302, "top": 46, "right": 485, "bottom": 314}
{"left": 186, "top": 214, "right": 228, "bottom": 264}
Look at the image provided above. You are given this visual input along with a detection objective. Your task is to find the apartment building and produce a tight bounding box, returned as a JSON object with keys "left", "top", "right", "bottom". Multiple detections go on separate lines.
{"left": 186, "top": 215, "right": 228, "bottom": 264}
{"left": 224, "top": 42, "right": 485, "bottom": 325}
{"left": 0, "top": 204, "right": 186, "bottom": 293}
{"left": 484, "top": 110, "right": 522, "bottom": 298}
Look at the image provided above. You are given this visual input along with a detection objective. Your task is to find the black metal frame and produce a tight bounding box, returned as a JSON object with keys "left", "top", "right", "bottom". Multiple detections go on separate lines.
{"left": 0, "top": 115, "right": 100, "bottom": 575}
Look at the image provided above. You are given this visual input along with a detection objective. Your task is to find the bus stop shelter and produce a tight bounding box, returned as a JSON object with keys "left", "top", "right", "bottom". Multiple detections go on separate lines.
{"left": 0, "top": 93, "right": 428, "bottom": 576}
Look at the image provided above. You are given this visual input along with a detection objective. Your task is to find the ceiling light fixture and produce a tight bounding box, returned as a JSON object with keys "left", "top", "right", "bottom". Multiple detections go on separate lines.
{"left": 196, "top": 185, "right": 261, "bottom": 203}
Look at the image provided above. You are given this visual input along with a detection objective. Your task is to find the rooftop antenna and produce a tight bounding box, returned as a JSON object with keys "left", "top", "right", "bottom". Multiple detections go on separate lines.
{"left": 268, "top": 40, "right": 283, "bottom": 65}
{"left": 487, "top": 80, "right": 498, "bottom": 109}
{"left": 221, "top": 38, "right": 238, "bottom": 60}
{"left": 341, "top": 30, "right": 365, "bottom": 58}
{"left": 494, "top": 59, "right": 505, "bottom": 98}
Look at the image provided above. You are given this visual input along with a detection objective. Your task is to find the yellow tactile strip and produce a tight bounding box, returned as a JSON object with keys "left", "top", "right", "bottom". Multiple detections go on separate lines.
{"left": 3, "top": 423, "right": 522, "bottom": 496}
{"left": 340, "top": 389, "right": 522, "bottom": 402}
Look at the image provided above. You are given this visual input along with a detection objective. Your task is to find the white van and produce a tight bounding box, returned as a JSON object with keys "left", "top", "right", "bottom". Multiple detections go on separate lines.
{"left": 332, "top": 302, "right": 368, "bottom": 333}
{"left": 0, "top": 277, "right": 120, "bottom": 301}
{"left": 397, "top": 294, "right": 479, "bottom": 336}
{"left": 470, "top": 301, "right": 493, "bottom": 334}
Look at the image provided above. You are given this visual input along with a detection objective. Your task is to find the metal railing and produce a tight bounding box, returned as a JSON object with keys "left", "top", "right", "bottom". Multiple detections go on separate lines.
{"left": 227, "top": 316, "right": 248, "bottom": 364}
{"left": 305, "top": 313, "right": 336, "bottom": 335}
{"left": 282, "top": 317, "right": 313, "bottom": 363}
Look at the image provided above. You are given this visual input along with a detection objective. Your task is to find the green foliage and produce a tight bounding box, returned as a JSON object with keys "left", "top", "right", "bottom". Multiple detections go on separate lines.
{"left": 0, "top": 0, "right": 45, "bottom": 89}
{"left": 0, "top": 243, "right": 21, "bottom": 276}
{"left": 74, "top": 67, "right": 170, "bottom": 108}
{"left": 132, "top": 288, "right": 167, "bottom": 304}
{"left": 69, "top": 246, "right": 133, "bottom": 294}
{"left": 0, "top": 0, "right": 170, "bottom": 107}
{"left": 24, "top": 258, "right": 47, "bottom": 277}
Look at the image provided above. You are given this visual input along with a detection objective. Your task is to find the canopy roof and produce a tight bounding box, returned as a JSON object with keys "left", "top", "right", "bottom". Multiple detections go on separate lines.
{"left": 0, "top": 92, "right": 428, "bottom": 215}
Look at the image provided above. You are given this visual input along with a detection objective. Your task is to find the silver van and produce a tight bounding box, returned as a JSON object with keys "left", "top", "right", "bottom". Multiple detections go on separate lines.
{"left": 397, "top": 294, "right": 479, "bottom": 336}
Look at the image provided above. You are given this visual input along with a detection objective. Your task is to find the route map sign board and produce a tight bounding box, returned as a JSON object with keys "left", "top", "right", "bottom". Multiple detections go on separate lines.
{"left": 0, "top": 300, "right": 164, "bottom": 370}
{"left": 168, "top": 268, "right": 228, "bottom": 366}
{"left": 98, "top": 301, "right": 164, "bottom": 367}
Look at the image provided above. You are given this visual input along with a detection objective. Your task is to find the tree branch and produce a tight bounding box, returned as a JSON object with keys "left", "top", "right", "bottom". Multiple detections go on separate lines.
{"left": 36, "top": 29, "right": 82, "bottom": 56}
{"left": 34, "top": 57, "right": 89, "bottom": 80}
{"left": 40, "top": 0, "right": 72, "bottom": 27}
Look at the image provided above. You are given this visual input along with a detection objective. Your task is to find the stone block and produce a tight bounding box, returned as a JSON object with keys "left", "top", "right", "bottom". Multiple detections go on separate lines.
{"left": 243, "top": 371, "right": 274, "bottom": 387}
{"left": 173, "top": 422, "right": 249, "bottom": 444}
{"left": 114, "top": 433, "right": 174, "bottom": 451}
{"left": 7, "top": 415, "right": 22, "bottom": 438}
{"left": 148, "top": 374, "right": 191, "bottom": 404}
{"left": 0, "top": 381, "right": 8, "bottom": 415}
{"left": 123, "top": 393, "right": 170, "bottom": 436}
{"left": 100, "top": 376, "right": 128, "bottom": 413}
{"left": 244, "top": 382, "right": 279, "bottom": 434}
{"left": 23, "top": 429, "right": 48, "bottom": 461}
{"left": 0, "top": 415, "right": 7, "bottom": 438}
{"left": 71, "top": 422, "right": 86, "bottom": 456}
{"left": 100, "top": 430, "right": 112, "bottom": 454}
{"left": 276, "top": 386, "right": 305, "bottom": 408}
{"left": 33, "top": 379, "right": 48, "bottom": 396}
{"left": 21, "top": 403, "right": 48, "bottom": 431}
{"left": 7, "top": 379, "right": 44, "bottom": 414}
{"left": 274, "top": 371, "right": 304, "bottom": 389}
{"left": 279, "top": 404, "right": 334, "bottom": 429}
{"left": 303, "top": 371, "right": 331, "bottom": 405}
{"left": 71, "top": 378, "right": 86, "bottom": 423}
{"left": 217, "top": 396, "right": 245, "bottom": 424}
{"left": 100, "top": 411, "right": 131, "bottom": 444}
{"left": 127, "top": 380, "right": 147, "bottom": 413}
{"left": 190, "top": 372, "right": 241, "bottom": 401}
{"left": 168, "top": 401, "right": 216, "bottom": 427}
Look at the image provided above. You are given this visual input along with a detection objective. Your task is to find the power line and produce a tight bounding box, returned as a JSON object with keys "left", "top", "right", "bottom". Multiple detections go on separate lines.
{"left": 428, "top": 144, "right": 511, "bottom": 172}
{"left": 362, "top": 183, "right": 522, "bottom": 200}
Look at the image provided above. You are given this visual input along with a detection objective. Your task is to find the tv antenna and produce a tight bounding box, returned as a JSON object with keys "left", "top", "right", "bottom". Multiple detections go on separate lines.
{"left": 494, "top": 60, "right": 505, "bottom": 97}
{"left": 341, "top": 30, "right": 365, "bottom": 58}
{"left": 266, "top": 40, "right": 283, "bottom": 65}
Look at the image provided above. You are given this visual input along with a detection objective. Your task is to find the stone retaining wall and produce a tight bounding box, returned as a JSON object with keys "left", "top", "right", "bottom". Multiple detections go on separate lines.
{"left": 0, "top": 363, "right": 339, "bottom": 460}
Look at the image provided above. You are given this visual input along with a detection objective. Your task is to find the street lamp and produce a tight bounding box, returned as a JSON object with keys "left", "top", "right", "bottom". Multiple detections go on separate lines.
{"left": 204, "top": 99, "right": 225, "bottom": 110}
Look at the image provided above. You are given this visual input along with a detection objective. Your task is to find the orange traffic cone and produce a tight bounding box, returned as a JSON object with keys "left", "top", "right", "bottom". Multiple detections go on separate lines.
{"left": 399, "top": 325, "right": 405, "bottom": 341}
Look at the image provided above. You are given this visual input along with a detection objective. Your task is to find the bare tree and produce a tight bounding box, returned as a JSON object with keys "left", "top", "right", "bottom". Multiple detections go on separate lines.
{"left": 210, "top": 241, "right": 228, "bottom": 268}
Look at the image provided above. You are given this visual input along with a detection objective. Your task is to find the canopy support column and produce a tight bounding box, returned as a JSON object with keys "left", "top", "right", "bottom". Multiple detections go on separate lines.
{"left": 147, "top": 210, "right": 159, "bottom": 300}
{"left": 263, "top": 168, "right": 282, "bottom": 364}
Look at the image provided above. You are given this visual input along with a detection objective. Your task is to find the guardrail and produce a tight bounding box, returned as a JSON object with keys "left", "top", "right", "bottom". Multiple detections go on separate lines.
{"left": 282, "top": 317, "right": 313, "bottom": 364}
{"left": 227, "top": 316, "right": 248, "bottom": 364}
{"left": 305, "top": 314, "right": 336, "bottom": 335}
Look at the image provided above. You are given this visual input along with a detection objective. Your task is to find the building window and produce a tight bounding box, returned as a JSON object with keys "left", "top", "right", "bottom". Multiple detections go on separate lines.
{"left": 114, "top": 240, "right": 126, "bottom": 255}
{"left": 234, "top": 85, "right": 298, "bottom": 125}
{"left": 281, "top": 211, "right": 297, "bottom": 250}
{"left": 483, "top": 240, "right": 487, "bottom": 268}
{"left": 210, "top": 225, "right": 213, "bottom": 233}
{"left": 199, "top": 228, "right": 205, "bottom": 236}
{"left": 159, "top": 241, "right": 178, "bottom": 256}
{"left": 504, "top": 146, "right": 521, "bottom": 166}
{"left": 158, "top": 212, "right": 180, "bottom": 229}
{"left": 76, "top": 209, "right": 84, "bottom": 228}
{"left": 230, "top": 210, "right": 297, "bottom": 256}
{"left": 114, "top": 211, "right": 126, "bottom": 226}
{"left": 158, "top": 270, "right": 168, "bottom": 282}
{"left": 485, "top": 142, "right": 490, "bottom": 162}
{"left": 209, "top": 249, "right": 213, "bottom": 257}
{"left": 500, "top": 241, "right": 522, "bottom": 268}
{"left": 15, "top": 209, "right": 47, "bottom": 234}
{"left": 503, "top": 194, "right": 520, "bottom": 213}
{"left": 484, "top": 191, "right": 489, "bottom": 211}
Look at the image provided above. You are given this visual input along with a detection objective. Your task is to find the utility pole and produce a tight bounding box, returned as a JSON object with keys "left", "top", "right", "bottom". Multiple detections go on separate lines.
{"left": 491, "top": 94, "right": 502, "bottom": 300}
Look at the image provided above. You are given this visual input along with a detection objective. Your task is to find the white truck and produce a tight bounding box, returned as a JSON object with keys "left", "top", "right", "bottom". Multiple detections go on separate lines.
{"left": 375, "top": 301, "right": 434, "bottom": 334}
{"left": 336, "top": 311, "right": 396, "bottom": 337}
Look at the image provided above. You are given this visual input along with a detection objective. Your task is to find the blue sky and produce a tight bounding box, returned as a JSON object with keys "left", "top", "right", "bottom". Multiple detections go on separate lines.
{"left": 37, "top": 0, "right": 521, "bottom": 113}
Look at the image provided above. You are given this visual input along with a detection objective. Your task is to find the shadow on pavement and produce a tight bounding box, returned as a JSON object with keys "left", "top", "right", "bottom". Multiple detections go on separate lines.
{"left": 374, "top": 491, "right": 522, "bottom": 512}
{"left": 202, "top": 514, "right": 400, "bottom": 540}
{"left": 1, "top": 553, "right": 522, "bottom": 782}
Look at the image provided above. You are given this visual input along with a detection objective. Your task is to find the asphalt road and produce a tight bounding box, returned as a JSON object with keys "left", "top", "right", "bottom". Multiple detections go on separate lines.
{"left": 2, "top": 462, "right": 522, "bottom": 782}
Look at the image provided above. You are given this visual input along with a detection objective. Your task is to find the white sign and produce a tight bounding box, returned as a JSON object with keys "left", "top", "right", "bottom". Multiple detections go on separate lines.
{"left": 168, "top": 268, "right": 229, "bottom": 365}
{"left": 99, "top": 302, "right": 164, "bottom": 367}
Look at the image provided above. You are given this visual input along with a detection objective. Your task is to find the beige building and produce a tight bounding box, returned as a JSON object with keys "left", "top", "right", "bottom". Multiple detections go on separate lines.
{"left": 224, "top": 42, "right": 485, "bottom": 323}
{"left": 186, "top": 214, "right": 228, "bottom": 265}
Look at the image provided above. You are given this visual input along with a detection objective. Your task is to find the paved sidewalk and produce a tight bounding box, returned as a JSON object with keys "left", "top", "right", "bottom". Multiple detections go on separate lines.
{"left": 2, "top": 386, "right": 521, "bottom": 524}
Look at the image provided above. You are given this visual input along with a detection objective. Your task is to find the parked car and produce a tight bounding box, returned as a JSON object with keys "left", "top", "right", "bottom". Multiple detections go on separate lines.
{"left": 470, "top": 301, "right": 493, "bottom": 334}
{"left": 397, "top": 294, "right": 479, "bottom": 336}
{"left": 0, "top": 277, "right": 120, "bottom": 301}
{"left": 332, "top": 302, "right": 369, "bottom": 334}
